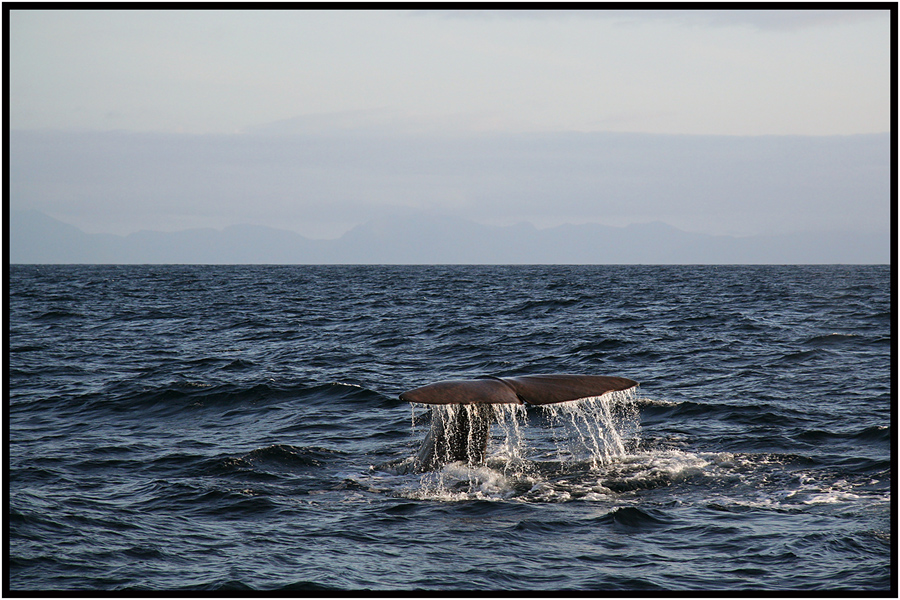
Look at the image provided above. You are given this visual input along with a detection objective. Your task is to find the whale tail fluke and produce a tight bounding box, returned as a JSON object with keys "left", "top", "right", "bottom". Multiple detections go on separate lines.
{"left": 400, "top": 374, "right": 637, "bottom": 406}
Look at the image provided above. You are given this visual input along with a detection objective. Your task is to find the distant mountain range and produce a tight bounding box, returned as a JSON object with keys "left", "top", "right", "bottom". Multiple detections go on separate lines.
{"left": 9, "top": 209, "right": 890, "bottom": 264}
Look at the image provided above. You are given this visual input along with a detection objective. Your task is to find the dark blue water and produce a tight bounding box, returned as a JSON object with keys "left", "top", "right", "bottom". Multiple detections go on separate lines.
{"left": 7, "top": 265, "right": 892, "bottom": 591}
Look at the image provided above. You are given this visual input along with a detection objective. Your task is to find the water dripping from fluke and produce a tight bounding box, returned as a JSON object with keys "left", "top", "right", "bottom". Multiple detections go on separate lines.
{"left": 398, "top": 374, "right": 640, "bottom": 475}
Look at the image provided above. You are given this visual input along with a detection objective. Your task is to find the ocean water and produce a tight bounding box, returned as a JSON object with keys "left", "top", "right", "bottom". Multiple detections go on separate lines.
{"left": 7, "top": 264, "right": 892, "bottom": 591}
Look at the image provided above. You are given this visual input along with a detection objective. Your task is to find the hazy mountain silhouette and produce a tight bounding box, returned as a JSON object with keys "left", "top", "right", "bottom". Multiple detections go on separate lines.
{"left": 9, "top": 210, "right": 889, "bottom": 264}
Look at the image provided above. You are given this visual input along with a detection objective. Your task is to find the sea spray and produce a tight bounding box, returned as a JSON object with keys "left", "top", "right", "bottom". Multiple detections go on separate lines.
{"left": 541, "top": 388, "right": 641, "bottom": 468}
{"left": 409, "top": 388, "right": 641, "bottom": 496}
{"left": 412, "top": 403, "right": 495, "bottom": 471}
{"left": 488, "top": 403, "right": 529, "bottom": 468}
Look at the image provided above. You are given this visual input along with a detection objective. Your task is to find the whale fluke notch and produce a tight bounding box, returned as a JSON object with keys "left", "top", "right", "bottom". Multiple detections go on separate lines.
{"left": 400, "top": 374, "right": 638, "bottom": 406}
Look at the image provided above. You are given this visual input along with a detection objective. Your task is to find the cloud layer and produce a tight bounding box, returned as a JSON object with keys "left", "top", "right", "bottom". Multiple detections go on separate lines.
{"left": 10, "top": 129, "right": 890, "bottom": 240}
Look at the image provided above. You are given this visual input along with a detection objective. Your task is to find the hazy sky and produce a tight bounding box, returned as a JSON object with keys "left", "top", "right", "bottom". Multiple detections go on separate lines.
{"left": 10, "top": 9, "right": 890, "bottom": 136}
{"left": 8, "top": 9, "right": 893, "bottom": 241}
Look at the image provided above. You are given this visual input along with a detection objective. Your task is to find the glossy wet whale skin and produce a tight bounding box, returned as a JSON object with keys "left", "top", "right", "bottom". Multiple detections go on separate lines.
{"left": 400, "top": 374, "right": 638, "bottom": 406}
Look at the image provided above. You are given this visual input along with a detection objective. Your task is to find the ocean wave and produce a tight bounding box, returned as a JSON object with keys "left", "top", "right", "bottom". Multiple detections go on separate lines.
{"left": 50, "top": 380, "right": 390, "bottom": 418}
{"left": 596, "top": 506, "right": 673, "bottom": 530}
{"left": 795, "top": 424, "right": 891, "bottom": 445}
{"left": 35, "top": 310, "right": 84, "bottom": 320}
{"left": 771, "top": 348, "right": 836, "bottom": 364}
{"left": 243, "top": 444, "right": 344, "bottom": 469}
{"left": 9, "top": 344, "right": 47, "bottom": 353}
{"left": 803, "top": 333, "right": 861, "bottom": 347}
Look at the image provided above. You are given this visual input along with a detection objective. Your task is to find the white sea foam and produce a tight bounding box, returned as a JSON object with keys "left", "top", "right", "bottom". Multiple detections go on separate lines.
{"left": 409, "top": 462, "right": 525, "bottom": 502}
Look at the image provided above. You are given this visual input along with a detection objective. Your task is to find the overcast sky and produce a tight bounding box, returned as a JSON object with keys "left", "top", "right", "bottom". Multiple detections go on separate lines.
{"left": 11, "top": 9, "right": 890, "bottom": 135}
{"left": 8, "top": 9, "right": 892, "bottom": 241}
